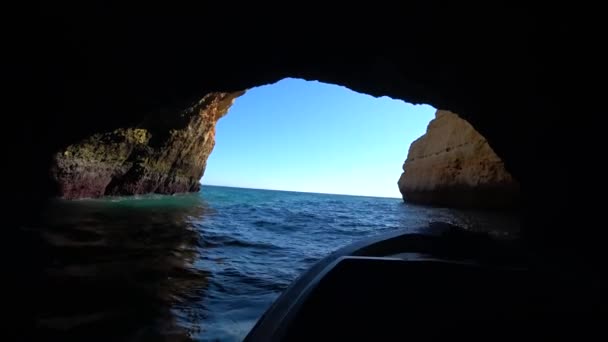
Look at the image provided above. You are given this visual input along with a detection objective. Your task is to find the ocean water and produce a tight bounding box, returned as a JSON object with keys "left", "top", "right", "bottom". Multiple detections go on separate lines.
{"left": 22, "top": 185, "right": 519, "bottom": 341}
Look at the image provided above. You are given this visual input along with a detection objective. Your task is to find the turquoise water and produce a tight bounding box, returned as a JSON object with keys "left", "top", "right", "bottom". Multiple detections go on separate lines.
{"left": 25, "top": 185, "right": 519, "bottom": 341}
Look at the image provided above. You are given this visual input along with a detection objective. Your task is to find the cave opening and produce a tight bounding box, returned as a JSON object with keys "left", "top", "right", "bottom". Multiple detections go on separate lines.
{"left": 202, "top": 77, "right": 435, "bottom": 199}
{"left": 33, "top": 78, "right": 522, "bottom": 341}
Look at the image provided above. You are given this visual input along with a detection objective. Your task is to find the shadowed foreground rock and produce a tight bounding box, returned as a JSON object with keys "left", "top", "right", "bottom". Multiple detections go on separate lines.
{"left": 398, "top": 110, "right": 519, "bottom": 209}
{"left": 51, "top": 92, "right": 243, "bottom": 199}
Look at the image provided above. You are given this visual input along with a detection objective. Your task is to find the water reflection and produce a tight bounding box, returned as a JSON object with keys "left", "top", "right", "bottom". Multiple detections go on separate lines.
{"left": 22, "top": 195, "right": 212, "bottom": 341}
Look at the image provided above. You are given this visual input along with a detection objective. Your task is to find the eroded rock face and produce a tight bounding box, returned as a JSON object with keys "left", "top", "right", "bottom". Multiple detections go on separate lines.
{"left": 51, "top": 92, "right": 243, "bottom": 199}
{"left": 398, "top": 110, "right": 519, "bottom": 209}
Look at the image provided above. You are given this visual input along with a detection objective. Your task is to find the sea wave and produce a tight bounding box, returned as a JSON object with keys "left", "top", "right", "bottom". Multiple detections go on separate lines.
{"left": 32, "top": 185, "right": 519, "bottom": 342}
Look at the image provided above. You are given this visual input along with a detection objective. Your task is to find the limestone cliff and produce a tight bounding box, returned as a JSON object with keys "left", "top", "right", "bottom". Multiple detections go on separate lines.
{"left": 398, "top": 110, "right": 519, "bottom": 209}
{"left": 51, "top": 91, "right": 243, "bottom": 199}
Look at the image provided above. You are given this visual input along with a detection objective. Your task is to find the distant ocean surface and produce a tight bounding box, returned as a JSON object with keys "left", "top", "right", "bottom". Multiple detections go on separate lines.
{"left": 24, "top": 185, "right": 519, "bottom": 341}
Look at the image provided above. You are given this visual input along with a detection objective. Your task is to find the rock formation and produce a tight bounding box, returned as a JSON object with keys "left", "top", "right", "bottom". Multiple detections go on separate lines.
{"left": 50, "top": 92, "right": 243, "bottom": 199}
{"left": 398, "top": 110, "right": 519, "bottom": 209}
{"left": 7, "top": 5, "right": 577, "bottom": 253}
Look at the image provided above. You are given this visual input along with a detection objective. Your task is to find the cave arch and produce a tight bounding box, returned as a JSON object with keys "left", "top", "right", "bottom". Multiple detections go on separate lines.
{"left": 9, "top": 4, "right": 571, "bottom": 255}
{"left": 48, "top": 79, "right": 519, "bottom": 210}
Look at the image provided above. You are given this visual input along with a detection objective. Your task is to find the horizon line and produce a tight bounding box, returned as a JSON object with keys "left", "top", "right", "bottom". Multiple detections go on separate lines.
{"left": 200, "top": 183, "right": 402, "bottom": 200}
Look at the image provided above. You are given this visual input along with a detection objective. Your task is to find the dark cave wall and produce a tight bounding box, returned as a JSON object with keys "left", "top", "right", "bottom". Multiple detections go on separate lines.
{"left": 7, "top": 3, "right": 571, "bottom": 251}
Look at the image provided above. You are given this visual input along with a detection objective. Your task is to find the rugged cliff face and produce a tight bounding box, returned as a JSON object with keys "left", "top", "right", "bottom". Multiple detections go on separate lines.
{"left": 398, "top": 110, "right": 519, "bottom": 209}
{"left": 50, "top": 92, "right": 243, "bottom": 199}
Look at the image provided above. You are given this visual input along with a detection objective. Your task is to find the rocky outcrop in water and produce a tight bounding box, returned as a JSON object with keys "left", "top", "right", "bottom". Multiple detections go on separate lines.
{"left": 398, "top": 110, "right": 519, "bottom": 209}
{"left": 51, "top": 92, "right": 243, "bottom": 199}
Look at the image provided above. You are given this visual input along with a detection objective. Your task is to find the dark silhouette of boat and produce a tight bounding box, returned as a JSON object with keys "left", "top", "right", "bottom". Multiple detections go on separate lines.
{"left": 245, "top": 223, "right": 604, "bottom": 341}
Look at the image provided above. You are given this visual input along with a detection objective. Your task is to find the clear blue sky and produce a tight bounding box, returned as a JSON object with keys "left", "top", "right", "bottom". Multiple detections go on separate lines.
{"left": 201, "top": 78, "right": 435, "bottom": 198}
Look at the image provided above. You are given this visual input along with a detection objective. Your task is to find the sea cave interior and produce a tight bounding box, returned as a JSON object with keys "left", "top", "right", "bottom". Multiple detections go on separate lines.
{"left": 7, "top": 3, "right": 596, "bottom": 342}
